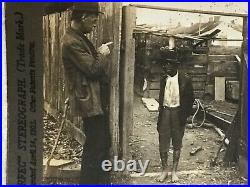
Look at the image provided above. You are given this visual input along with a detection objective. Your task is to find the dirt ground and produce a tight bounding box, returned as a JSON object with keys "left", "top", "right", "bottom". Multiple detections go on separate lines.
{"left": 42, "top": 95, "right": 247, "bottom": 184}
{"left": 122, "top": 94, "right": 247, "bottom": 184}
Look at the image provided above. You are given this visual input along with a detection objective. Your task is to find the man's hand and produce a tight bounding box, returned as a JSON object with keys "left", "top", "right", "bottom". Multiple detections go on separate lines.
{"left": 98, "top": 42, "right": 113, "bottom": 56}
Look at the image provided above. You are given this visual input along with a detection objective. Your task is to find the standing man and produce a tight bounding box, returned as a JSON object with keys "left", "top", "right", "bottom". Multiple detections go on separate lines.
{"left": 156, "top": 38, "right": 194, "bottom": 183}
{"left": 61, "top": 3, "right": 111, "bottom": 184}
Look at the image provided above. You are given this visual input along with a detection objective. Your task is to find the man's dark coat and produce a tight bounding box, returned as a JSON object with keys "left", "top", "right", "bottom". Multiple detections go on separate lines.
{"left": 62, "top": 28, "right": 109, "bottom": 118}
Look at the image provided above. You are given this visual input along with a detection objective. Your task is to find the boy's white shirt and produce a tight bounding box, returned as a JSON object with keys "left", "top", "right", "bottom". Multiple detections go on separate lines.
{"left": 163, "top": 71, "right": 180, "bottom": 108}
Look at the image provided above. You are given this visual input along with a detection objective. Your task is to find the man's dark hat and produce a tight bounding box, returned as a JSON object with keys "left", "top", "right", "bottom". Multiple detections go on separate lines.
{"left": 44, "top": 3, "right": 103, "bottom": 15}
{"left": 70, "top": 3, "right": 103, "bottom": 21}
{"left": 71, "top": 3, "right": 103, "bottom": 14}
{"left": 44, "top": 3, "right": 73, "bottom": 15}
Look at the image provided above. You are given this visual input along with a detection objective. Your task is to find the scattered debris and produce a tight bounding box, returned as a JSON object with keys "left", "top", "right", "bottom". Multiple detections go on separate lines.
{"left": 169, "top": 148, "right": 173, "bottom": 154}
{"left": 240, "top": 177, "right": 247, "bottom": 182}
{"left": 219, "top": 148, "right": 225, "bottom": 153}
{"left": 43, "top": 113, "right": 82, "bottom": 162}
{"left": 144, "top": 123, "right": 152, "bottom": 127}
{"left": 213, "top": 126, "right": 225, "bottom": 139}
{"left": 43, "top": 159, "right": 74, "bottom": 167}
{"left": 186, "top": 123, "right": 194, "bottom": 129}
{"left": 141, "top": 98, "right": 159, "bottom": 112}
{"left": 202, "top": 123, "right": 225, "bottom": 139}
{"left": 196, "top": 160, "right": 205, "bottom": 164}
{"left": 190, "top": 146, "right": 203, "bottom": 156}
{"left": 210, "top": 140, "right": 224, "bottom": 167}
{"left": 130, "top": 169, "right": 208, "bottom": 178}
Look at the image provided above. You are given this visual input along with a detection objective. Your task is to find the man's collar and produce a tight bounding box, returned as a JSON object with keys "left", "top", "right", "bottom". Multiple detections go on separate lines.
{"left": 68, "top": 27, "right": 86, "bottom": 37}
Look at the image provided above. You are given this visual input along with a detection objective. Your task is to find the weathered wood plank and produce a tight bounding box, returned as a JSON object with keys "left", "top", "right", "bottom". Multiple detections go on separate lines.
{"left": 149, "top": 74, "right": 161, "bottom": 82}
{"left": 65, "top": 120, "right": 86, "bottom": 145}
{"left": 44, "top": 16, "right": 50, "bottom": 103}
{"left": 180, "top": 66, "right": 207, "bottom": 74}
{"left": 209, "top": 46, "right": 241, "bottom": 55}
{"left": 149, "top": 81, "right": 160, "bottom": 90}
{"left": 208, "top": 55, "right": 236, "bottom": 62}
{"left": 43, "top": 17, "right": 46, "bottom": 101}
{"left": 58, "top": 13, "right": 63, "bottom": 112}
{"left": 141, "top": 97, "right": 159, "bottom": 112}
{"left": 44, "top": 101, "right": 60, "bottom": 119}
{"left": 192, "top": 82, "right": 206, "bottom": 90}
{"left": 210, "top": 72, "right": 238, "bottom": 78}
{"left": 49, "top": 14, "right": 56, "bottom": 107}
{"left": 147, "top": 90, "right": 160, "bottom": 99}
{"left": 149, "top": 65, "right": 162, "bottom": 74}
{"left": 108, "top": 3, "right": 122, "bottom": 157}
{"left": 54, "top": 14, "right": 60, "bottom": 111}
{"left": 186, "top": 54, "right": 208, "bottom": 65}
{"left": 61, "top": 11, "right": 70, "bottom": 112}
{"left": 120, "top": 5, "right": 136, "bottom": 160}
{"left": 193, "top": 90, "right": 205, "bottom": 98}
{"left": 191, "top": 75, "right": 207, "bottom": 82}
{"left": 239, "top": 16, "right": 248, "bottom": 178}
{"left": 215, "top": 77, "right": 225, "bottom": 101}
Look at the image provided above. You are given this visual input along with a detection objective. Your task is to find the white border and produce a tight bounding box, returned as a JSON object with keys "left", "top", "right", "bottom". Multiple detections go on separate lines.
{"left": 2, "top": 2, "right": 7, "bottom": 185}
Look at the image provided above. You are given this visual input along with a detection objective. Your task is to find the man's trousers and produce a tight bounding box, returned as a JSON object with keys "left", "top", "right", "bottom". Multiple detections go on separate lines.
{"left": 80, "top": 115, "right": 111, "bottom": 184}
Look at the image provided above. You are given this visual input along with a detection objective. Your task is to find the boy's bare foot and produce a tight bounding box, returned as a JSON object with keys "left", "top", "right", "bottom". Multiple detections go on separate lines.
{"left": 156, "top": 171, "right": 168, "bottom": 183}
{"left": 171, "top": 172, "right": 179, "bottom": 183}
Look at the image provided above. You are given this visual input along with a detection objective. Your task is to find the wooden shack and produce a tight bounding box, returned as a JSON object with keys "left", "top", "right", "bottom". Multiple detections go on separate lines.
{"left": 133, "top": 29, "right": 241, "bottom": 101}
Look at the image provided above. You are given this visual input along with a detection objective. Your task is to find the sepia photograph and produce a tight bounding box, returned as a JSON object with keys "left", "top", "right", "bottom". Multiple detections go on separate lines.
{"left": 3, "top": 2, "right": 248, "bottom": 184}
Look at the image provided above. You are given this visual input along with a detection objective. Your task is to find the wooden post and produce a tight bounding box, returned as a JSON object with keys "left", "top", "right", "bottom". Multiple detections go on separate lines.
{"left": 239, "top": 16, "right": 248, "bottom": 178}
{"left": 109, "top": 3, "right": 122, "bottom": 157}
{"left": 120, "top": 5, "right": 136, "bottom": 160}
{"left": 205, "top": 40, "right": 211, "bottom": 98}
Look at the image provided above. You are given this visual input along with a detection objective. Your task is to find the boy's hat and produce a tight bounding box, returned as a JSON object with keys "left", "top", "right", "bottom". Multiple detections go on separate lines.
{"left": 160, "top": 47, "right": 180, "bottom": 65}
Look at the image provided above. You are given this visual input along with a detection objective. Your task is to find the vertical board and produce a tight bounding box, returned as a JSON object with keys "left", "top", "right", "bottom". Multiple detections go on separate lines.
{"left": 215, "top": 77, "right": 225, "bottom": 101}
{"left": 96, "top": 2, "right": 123, "bottom": 157}
{"left": 239, "top": 17, "right": 248, "bottom": 178}
{"left": 120, "top": 5, "right": 136, "bottom": 160}
{"left": 44, "top": 16, "right": 50, "bottom": 104}
{"left": 49, "top": 14, "right": 60, "bottom": 109}
{"left": 110, "top": 3, "right": 122, "bottom": 157}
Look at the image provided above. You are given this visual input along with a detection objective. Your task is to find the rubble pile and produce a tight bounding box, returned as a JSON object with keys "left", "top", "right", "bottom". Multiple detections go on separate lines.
{"left": 43, "top": 113, "right": 82, "bottom": 163}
